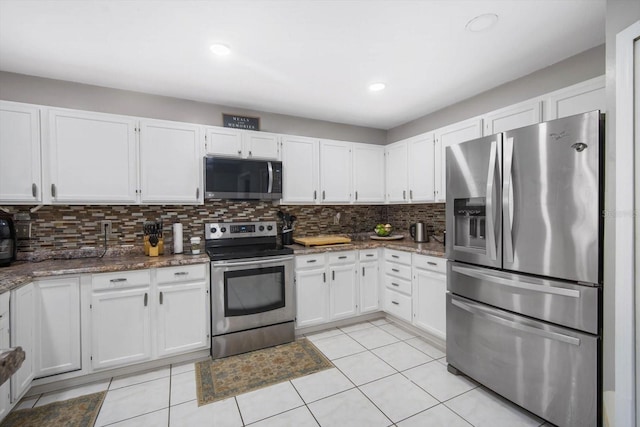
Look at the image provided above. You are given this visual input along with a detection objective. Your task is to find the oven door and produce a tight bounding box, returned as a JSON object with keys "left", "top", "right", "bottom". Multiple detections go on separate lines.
{"left": 211, "top": 255, "right": 294, "bottom": 335}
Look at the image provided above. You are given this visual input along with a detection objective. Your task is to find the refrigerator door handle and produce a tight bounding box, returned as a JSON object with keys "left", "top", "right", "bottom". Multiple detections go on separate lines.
{"left": 485, "top": 139, "right": 498, "bottom": 261}
{"left": 503, "top": 136, "right": 514, "bottom": 263}
{"left": 451, "top": 265, "right": 581, "bottom": 298}
{"left": 450, "top": 297, "right": 581, "bottom": 346}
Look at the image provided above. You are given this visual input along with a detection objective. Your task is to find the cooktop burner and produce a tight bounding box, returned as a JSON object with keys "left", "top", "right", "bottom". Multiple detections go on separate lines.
{"left": 204, "top": 221, "right": 294, "bottom": 261}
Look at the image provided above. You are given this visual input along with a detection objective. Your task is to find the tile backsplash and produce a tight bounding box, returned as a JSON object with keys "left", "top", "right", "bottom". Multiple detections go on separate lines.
{"left": 4, "top": 202, "right": 445, "bottom": 259}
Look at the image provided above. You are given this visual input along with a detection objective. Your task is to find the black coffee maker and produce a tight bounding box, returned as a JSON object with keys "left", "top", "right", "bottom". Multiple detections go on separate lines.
{"left": 0, "top": 213, "right": 17, "bottom": 267}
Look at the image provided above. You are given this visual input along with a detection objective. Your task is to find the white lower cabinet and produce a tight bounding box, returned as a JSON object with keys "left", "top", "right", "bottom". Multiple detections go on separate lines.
{"left": 156, "top": 265, "right": 209, "bottom": 357}
{"left": 34, "top": 277, "right": 81, "bottom": 377}
{"left": 295, "top": 251, "right": 358, "bottom": 328}
{"left": 91, "top": 286, "right": 152, "bottom": 370}
{"left": 358, "top": 249, "right": 380, "bottom": 314}
{"left": 412, "top": 254, "right": 447, "bottom": 340}
{"left": 383, "top": 249, "right": 413, "bottom": 323}
{"left": 10, "top": 282, "right": 35, "bottom": 402}
{"left": 0, "top": 293, "right": 11, "bottom": 419}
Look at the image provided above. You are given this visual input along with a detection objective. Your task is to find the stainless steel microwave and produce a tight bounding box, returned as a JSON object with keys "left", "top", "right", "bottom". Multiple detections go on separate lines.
{"left": 204, "top": 157, "right": 283, "bottom": 200}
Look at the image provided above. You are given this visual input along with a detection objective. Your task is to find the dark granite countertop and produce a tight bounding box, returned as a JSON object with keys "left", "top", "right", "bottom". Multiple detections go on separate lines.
{"left": 288, "top": 236, "right": 446, "bottom": 258}
{"left": 0, "top": 253, "right": 210, "bottom": 294}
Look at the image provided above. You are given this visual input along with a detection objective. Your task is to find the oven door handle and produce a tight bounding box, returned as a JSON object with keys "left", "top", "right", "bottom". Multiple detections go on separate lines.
{"left": 212, "top": 256, "right": 294, "bottom": 268}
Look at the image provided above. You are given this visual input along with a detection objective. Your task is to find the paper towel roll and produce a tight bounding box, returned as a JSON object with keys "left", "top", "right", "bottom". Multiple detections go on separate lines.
{"left": 173, "top": 223, "right": 183, "bottom": 254}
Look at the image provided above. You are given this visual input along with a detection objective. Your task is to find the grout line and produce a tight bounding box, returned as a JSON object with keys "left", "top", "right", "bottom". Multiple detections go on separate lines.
{"left": 233, "top": 396, "right": 245, "bottom": 426}
{"left": 289, "top": 380, "right": 321, "bottom": 427}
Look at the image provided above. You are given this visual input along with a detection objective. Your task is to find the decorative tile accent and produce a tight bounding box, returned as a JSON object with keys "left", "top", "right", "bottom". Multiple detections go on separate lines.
{"left": 4, "top": 201, "right": 445, "bottom": 259}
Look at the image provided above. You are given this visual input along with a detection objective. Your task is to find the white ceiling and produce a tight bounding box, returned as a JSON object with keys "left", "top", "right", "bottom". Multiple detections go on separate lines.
{"left": 0, "top": 1, "right": 605, "bottom": 130}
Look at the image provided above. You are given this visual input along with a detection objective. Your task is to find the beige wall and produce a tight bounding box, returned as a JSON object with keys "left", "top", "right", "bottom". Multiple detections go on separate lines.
{"left": 0, "top": 71, "right": 387, "bottom": 145}
{"left": 387, "top": 44, "right": 605, "bottom": 142}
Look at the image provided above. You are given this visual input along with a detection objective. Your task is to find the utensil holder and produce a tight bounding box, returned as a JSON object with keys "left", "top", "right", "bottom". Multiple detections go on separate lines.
{"left": 282, "top": 229, "right": 293, "bottom": 245}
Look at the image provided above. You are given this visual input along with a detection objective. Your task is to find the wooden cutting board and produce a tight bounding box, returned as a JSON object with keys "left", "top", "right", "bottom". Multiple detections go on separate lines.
{"left": 293, "top": 235, "right": 352, "bottom": 247}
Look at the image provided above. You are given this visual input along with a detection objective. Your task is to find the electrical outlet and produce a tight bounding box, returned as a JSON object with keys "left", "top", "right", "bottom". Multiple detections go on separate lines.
{"left": 100, "top": 220, "right": 112, "bottom": 236}
{"left": 15, "top": 222, "right": 31, "bottom": 240}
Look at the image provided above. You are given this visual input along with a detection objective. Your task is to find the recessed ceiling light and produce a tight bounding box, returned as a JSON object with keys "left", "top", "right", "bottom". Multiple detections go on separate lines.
{"left": 209, "top": 43, "right": 231, "bottom": 56}
{"left": 465, "top": 13, "right": 499, "bottom": 32}
{"left": 369, "top": 82, "right": 386, "bottom": 92}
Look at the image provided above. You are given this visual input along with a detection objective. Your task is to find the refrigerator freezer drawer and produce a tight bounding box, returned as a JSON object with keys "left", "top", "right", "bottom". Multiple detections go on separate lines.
{"left": 448, "top": 261, "right": 599, "bottom": 334}
{"left": 447, "top": 293, "right": 599, "bottom": 427}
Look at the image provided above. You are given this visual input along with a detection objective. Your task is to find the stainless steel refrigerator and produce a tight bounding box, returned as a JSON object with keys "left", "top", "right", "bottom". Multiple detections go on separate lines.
{"left": 445, "top": 110, "right": 603, "bottom": 427}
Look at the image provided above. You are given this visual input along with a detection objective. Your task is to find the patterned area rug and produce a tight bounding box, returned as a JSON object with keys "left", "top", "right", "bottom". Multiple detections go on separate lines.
{"left": 196, "top": 338, "right": 333, "bottom": 406}
{"left": 0, "top": 391, "right": 106, "bottom": 427}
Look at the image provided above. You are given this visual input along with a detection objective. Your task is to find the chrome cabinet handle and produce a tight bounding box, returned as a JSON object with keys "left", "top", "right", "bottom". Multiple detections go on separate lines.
{"left": 237, "top": 150, "right": 242, "bottom": 155}
{"left": 313, "top": 190, "right": 317, "bottom": 200}
{"left": 391, "top": 282, "right": 400, "bottom": 287}
{"left": 355, "top": 191, "right": 358, "bottom": 201}
{"left": 362, "top": 267, "right": 365, "bottom": 276}
{"left": 403, "top": 190, "right": 406, "bottom": 199}
{"left": 109, "top": 278, "right": 127, "bottom": 283}
{"left": 174, "top": 272, "right": 189, "bottom": 276}
{"left": 306, "top": 259, "right": 317, "bottom": 263}
{"left": 51, "top": 183, "right": 57, "bottom": 198}
{"left": 332, "top": 270, "right": 335, "bottom": 280}
{"left": 366, "top": 254, "right": 374, "bottom": 257}
{"left": 196, "top": 188, "right": 200, "bottom": 199}
{"left": 249, "top": 151, "right": 252, "bottom": 156}
{"left": 339, "top": 256, "right": 347, "bottom": 259}
{"left": 410, "top": 189, "right": 413, "bottom": 199}
{"left": 322, "top": 190, "right": 326, "bottom": 200}
{"left": 392, "top": 255, "right": 399, "bottom": 259}
{"left": 392, "top": 301, "right": 399, "bottom": 305}
{"left": 144, "top": 293, "right": 148, "bottom": 307}
{"left": 159, "top": 292, "right": 163, "bottom": 304}
{"left": 427, "top": 261, "right": 438, "bottom": 266}
{"left": 323, "top": 272, "right": 326, "bottom": 283}
{"left": 32, "top": 183, "right": 37, "bottom": 198}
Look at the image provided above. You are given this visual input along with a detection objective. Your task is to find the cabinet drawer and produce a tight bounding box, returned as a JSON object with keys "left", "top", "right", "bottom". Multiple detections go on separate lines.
{"left": 92, "top": 270, "right": 151, "bottom": 291}
{"left": 413, "top": 254, "right": 446, "bottom": 273}
{"left": 157, "top": 264, "right": 207, "bottom": 284}
{"left": 384, "top": 262, "right": 412, "bottom": 280}
{"left": 384, "top": 275, "right": 412, "bottom": 296}
{"left": 296, "top": 254, "right": 326, "bottom": 269}
{"left": 384, "top": 249, "right": 411, "bottom": 265}
{"left": 359, "top": 249, "right": 378, "bottom": 261}
{"left": 328, "top": 251, "right": 356, "bottom": 264}
{"left": 384, "top": 288, "right": 412, "bottom": 322}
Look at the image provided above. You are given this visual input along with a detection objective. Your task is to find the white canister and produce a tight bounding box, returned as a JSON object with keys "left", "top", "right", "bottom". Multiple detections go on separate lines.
{"left": 173, "top": 223, "right": 183, "bottom": 254}
{"left": 190, "top": 237, "right": 201, "bottom": 255}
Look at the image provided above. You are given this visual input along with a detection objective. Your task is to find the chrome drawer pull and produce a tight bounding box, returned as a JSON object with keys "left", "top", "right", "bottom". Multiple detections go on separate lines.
{"left": 392, "top": 301, "right": 399, "bottom": 305}
{"left": 366, "top": 254, "right": 374, "bottom": 257}
{"left": 109, "top": 278, "right": 127, "bottom": 283}
{"left": 338, "top": 256, "right": 347, "bottom": 259}
{"left": 307, "top": 259, "right": 317, "bottom": 263}
{"left": 174, "top": 272, "right": 189, "bottom": 276}
{"left": 392, "top": 268, "right": 400, "bottom": 273}
{"left": 391, "top": 255, "right": 399, "bottom": 259}
{"left": 144, "top": 293, "right": 148, "bottom": 307}
{"left": 391, "top": 283, "right": 400, "bottom": 287}
{"left": 427, "top": 261, "right": 438, "bottom": 266}
{"left": 159, "top": 292, "right": 163, "bottom": 304}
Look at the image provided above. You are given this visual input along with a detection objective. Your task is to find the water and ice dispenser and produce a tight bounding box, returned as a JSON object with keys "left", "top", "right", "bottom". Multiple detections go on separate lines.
{"left": 453, "top": 198, "right": 486, "bottom": 250}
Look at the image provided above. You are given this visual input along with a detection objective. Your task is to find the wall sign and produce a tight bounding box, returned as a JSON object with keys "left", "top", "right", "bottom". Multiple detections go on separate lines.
{"left": 222, "top": 114, "right": 260, "bottom": 131}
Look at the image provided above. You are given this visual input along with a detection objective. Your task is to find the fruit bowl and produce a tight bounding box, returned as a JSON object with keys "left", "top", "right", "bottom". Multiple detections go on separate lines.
{"left": 374, "top": 224, "right": 393, "bottom": 237}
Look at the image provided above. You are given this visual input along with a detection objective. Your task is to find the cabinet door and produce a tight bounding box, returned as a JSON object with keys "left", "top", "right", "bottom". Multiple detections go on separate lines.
{"left": 48, "top": 109, "right": 138, "bottom": 203}
{"left": 10, "top": 283, "right": 34, "bottom": 402}
{"left": 281, "top": 135, "right": 319, "bottom": 203}
{"left": 157, "top": 282, "right": 209, "bottom": 357}
{"left": 433, "top": 118, "right": 483, "bottom": 202}
{"left": 0, "top": 101, "right": 42, "bottom": 203}
{"left": 205, "top": 126, "right": 243, "bottom": 157}
{"left": 359, "top": 261, "right": 379, "bottom": 314}
{"left": 0, "top": 295, "right": 10, "bottom": 419}
{"left": 483, "top": 100, "right": 542, "bottom": 135}
{"left": 407, "top": 134, "right": 435, "bottom": 202}
{"left": 544, "top": 76, "right": 606, "bottom": 120}
{"left": 329, "top": 264, "right": 357, "bottom": 320}
{"left": 244, "top": 131, "right": 279, "bottom": 159}
{"left": 91, "top": 288, "right": 151, "bottom": 370}
{"left": 295, "top": 267, "right": 328, "bottom": 327}
{"left": 412, "top": 267, "right": 447, "bottom": 340}
{"left": 385, "top": 141, "right": 408, "bottom": 202}
{"left": 352, "top": 143, "right": 385, "bottom": 203}
{"left": 139, "top": 120, "right": 202, "bottom": 204}
{"left": 35, "top": 278, "right": 81, "bottom": 377}
{"left": 320, "top": 139, "right": 352, "bottom": 203}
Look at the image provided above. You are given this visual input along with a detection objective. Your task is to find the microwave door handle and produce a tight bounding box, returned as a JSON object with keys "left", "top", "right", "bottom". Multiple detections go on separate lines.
{"left": 503, "top": 136, "right": 514, "bottom": 263}
{"left": 267, "top": 161, "right": 273, "bottom": 193}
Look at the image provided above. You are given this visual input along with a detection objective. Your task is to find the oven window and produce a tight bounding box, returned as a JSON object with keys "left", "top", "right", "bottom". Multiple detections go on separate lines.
{"left": 224, "top": 266, "right": 285, "bottom": 316}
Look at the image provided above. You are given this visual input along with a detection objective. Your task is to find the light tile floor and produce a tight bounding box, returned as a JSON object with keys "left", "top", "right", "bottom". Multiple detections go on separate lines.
{"left": 16, "top": 319, "right": 551, "bottom": 426}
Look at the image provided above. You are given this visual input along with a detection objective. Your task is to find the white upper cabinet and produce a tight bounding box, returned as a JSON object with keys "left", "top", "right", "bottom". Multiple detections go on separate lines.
{"left": 433, "top": 118, "right": 483, "bottom": 202}
{"left": 483, "top": 99, "right": 542, "bottom": 135}
{"left": 544, "top": 76, "right": 606, "bottom": 120}
{"left": 281, "top": 135, "right": 319, "bottom": 203}
{"left": 47, "top": 109, "right": 138, "bottom": 204}
{"left": 139, "top": 119, "right": 202, "bottom": 204}
{"left": 385, "top": 141, "right": 409, "bottom": 203}
{"left": 352, "top": 143, "right": 385, "bottom": 203}
{"left": 407, "top": 133, "right": 435, "bottom": 202}
{"left": 319, "top": 139, "right": 352, "bottom": 203}
{"left": 205, "top": 126, "right": 279, "bottom": 160}
{"left": 0, "top": 101, "right": 42, "bottom": 204}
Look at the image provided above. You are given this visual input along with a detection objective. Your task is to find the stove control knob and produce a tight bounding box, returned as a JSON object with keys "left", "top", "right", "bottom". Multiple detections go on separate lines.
{"left": 259, "top": 225, "right": 265, "bottom": 231}
{"left": 267, "top": 225, "right": 273, "bottom": 231}
{"left": 220, "top": 227, "right": 227, "bottom": 233}
{"left": 210, "top": 227, "right": 217, "bottom": 234}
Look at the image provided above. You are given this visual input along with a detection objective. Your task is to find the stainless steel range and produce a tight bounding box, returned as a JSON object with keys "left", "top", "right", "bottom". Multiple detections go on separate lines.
{"left": 205, "top": 221, "right": 295, "bottom": 359}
